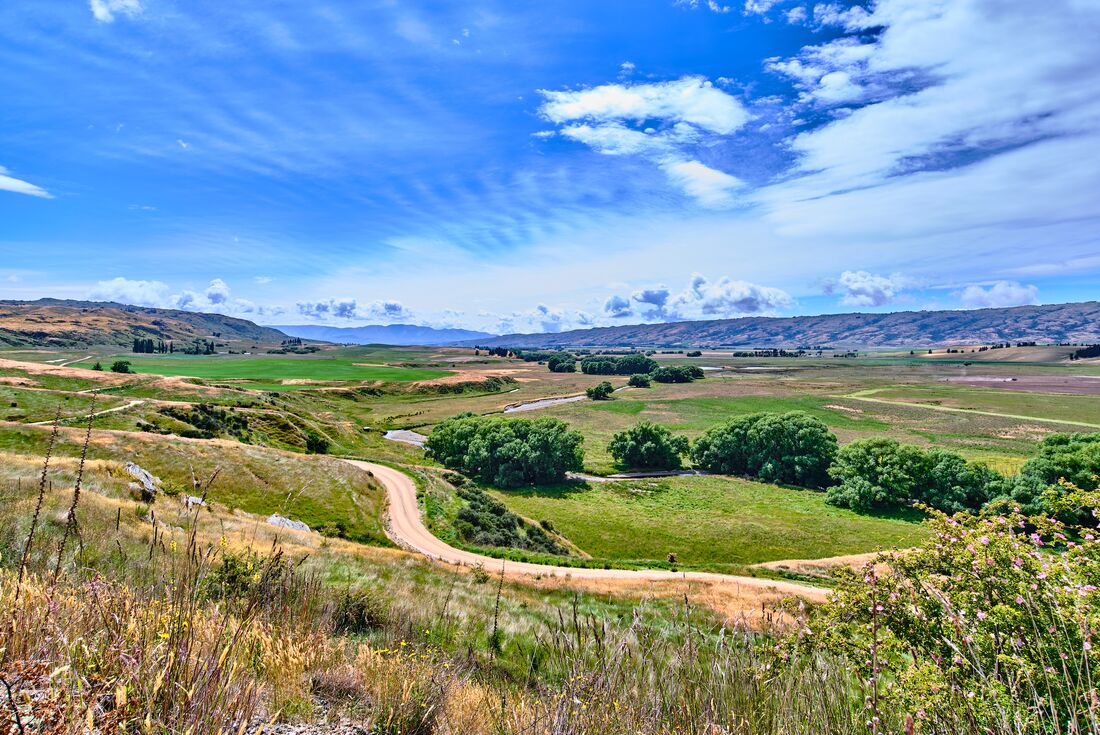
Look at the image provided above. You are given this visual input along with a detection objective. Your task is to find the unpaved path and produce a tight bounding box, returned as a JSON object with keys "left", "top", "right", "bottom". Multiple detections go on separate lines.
{"left": 27, "top": 399, "right": 146, "bottom": 426}
{"left": 341, "top": 459, "right": 826, "bottom": 599}
{"left": 59, "top": 355, "right": 93, "bottom": 367}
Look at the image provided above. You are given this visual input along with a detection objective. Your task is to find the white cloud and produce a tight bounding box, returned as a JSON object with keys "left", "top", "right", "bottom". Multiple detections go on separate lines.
{"left": 826, "top": 270, "right": 912, "bottom": 307}
{"left": 254, "top": 275, "right": 273, "bottom": 284}
{"left": 959, "top": 281, "right": 1039, "bottom": 309}
{"left": 659, "top": 159, "right": 743, "bottom": 207}
{"left": 540, "top": 77, "right": 747, "bottom": 135}
{"left": 0, "top": 165, "right": 51, "bottom": 199}
{"left": 605, "top": 272, "right": 792, "bottom": 323}
{"left": 88, "top": 277, "right": 281, "bottom": 318}
{"left": 677, "top": 0, "right": 733, "bottom": 13}
{"left": 89, "top": 277, "right": 172, "bottom": 307}
{"left": 295, "top": 298, "right": 413, "bottom": 323}
{"left": 539, "top": 77, "right": 748, "bottom": 205}
{"left": 89, "top": 0, "right": 142, "bottom": 23}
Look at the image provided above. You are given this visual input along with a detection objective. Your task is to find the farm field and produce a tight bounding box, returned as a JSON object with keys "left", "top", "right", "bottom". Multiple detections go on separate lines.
{"left": 490, "top": 475, "right": 928, "bottom": 566}
{"left": 1, "top": 342, "right": 1093, "bottom": 568}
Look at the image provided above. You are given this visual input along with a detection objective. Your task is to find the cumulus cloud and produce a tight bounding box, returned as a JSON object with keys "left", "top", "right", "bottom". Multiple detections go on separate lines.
{"left": 603, "top": 294, "right": 632, "bottom": 318}
{"left": 88, "top": 277, "right": 282, "bottom": 318}
{"left": 89, "top": 277, "right": 172, "bottom": 307}
{"left": 0, "top": 165, "right": 51, "bottom": 199}
{"left": 604, "top": 273, "right": 792, "bottom": 323}
{"left": 89, "top": 0, "right": 142, "bottom": 23}
{"left": 538, "top": 77, "right": 748, "bottom": 206}
{"left": 959, "top": 281, "right": 1039, "bottom": 309}
{"left": 295, "top": 298, "right": 413, "bottom": 322}
{"left": 825, "top": 270, "right": 912, "bottom": 307}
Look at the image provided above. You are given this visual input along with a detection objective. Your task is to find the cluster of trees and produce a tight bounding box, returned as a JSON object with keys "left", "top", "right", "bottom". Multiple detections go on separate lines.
{"left": 627, "top": 374, "right": 651, "bottom": 388}
{"left": 608, "top": 421, "right": 690, "bottom": 470}
{"left": 110, "top": 360, "right": 132, "bottom": 374}
{"left": 546, "top": 353, "right": 576, "bottom": 372}
{"left": 180, "top": 339, "right": 217, "bottom": 355}
{"left": 580, "top": 353, "right": 658, "bottom": 375}
{"left": 425, "top": 413, "right": 584, "bottom": 487}
{"left": 585, "top": 381, "right": 614, "bottom": 400}
{"left": 649, "top": 365, "right": 704, "bottom": 383}
{"left": 691, "top": 412, "right": 836, "bottom": 487}
{"left": 132, "top": 338, "right": 171, "bottom": 353}
{"left": 1071, "top": 344, "right": 1100, "bottom": 360}
{"left": 825, "top": 438, "right": 997, "bottom": 513}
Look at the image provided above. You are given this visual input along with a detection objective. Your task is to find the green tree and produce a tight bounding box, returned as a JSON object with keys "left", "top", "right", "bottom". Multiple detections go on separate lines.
{"left": 608, "top": 421, "right": 689, "bottom": 470}
{"left": 110, "top": 360, "right": 132, "bottom": 374}
{"left": 546, "top": 352, "right": 576, "bottom": 373}
{"left": 305, "top": 433, "right": 330, "bottom": 454}
{"left": 649, "top": 365, "right": 704, "bottom": 383}
{"left": 425, "top": 413, "right": 584, "bottom": 487}
{"left": 691, "top": 411, "right": 836, "bottom": 487}
{"left": 827, "top": 438, "right": 999, "bottom": 514}
{"left": 994, "top": 432, "right": 1100, "bottom": 521}
{"left": 627, "top": 374, "right": 651, "bottom": 388}
{"left": 91, "top": 361, "right": 103, "bottom": 371}
{"left": 586, "top": 381, "right": 614, "bottom": 400}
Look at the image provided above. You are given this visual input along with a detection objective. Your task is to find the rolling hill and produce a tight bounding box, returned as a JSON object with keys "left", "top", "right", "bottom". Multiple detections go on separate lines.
{"left": 0, "top": 299, "right": 288, "bottom": 347}
{"left": 468, "top": 301, "right": 1100, "bottom": 349}
{"left": 274, "top": 323, "right": 494, "bottom": 346}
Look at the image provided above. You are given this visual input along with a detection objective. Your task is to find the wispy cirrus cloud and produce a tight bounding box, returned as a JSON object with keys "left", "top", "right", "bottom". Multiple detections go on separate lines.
{"left": 0, "top": 165, "right": 51, "bottom": 198}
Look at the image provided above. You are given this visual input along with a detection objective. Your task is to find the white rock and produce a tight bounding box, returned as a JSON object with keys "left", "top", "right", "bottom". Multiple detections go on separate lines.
{"left": 267, "top": 514, "right": 310, "bottom": 532}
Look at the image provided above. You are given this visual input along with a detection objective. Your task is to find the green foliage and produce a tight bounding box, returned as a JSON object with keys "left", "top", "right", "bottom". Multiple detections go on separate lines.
{"left": 826, "top": 438, "right": 996, "bottom": 513}
{"left": 452, "top": 480, "right": 567, "bottom": 555}
{"left": 996, "top": 432, "right": 1100, "bottom": 520}
{"left": 691, "top": 411, "right": 837, "bottom": 487}
{"left": 649, "top": 365, "right": 704, "bottom": 383}
{"left": 110, "top": 360, "right": 132, "bottom": 373}
{"left": 546, "top": 352, "right": 576, "bottom": 373}
{"left": 796, "top": 485, "right": 1100, "bottom": 732}
{"left": 159, "top": 403, "right": 252, "bottom": 441}
{"left": 627, "top": 374, "right": 651, "bottom": 388}
{"left": 586, "top": 381, "right": 614, "bottom": 400}
{"left": 607, "top": 421, "right": 689, "bottom": 470}
{"left": 580, "top": 353, "right": 658, "bottom": 375}
{"left": 92, "top": 361, "right": 103, "bottom": 371}
{"left": 305, "top": 433, "right": 330, "bottom": 454}
{"left": 425, "top": 413, "right": 584, "bottom": 487}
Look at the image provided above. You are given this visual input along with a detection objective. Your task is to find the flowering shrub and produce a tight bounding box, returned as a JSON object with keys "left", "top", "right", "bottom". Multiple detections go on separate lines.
{"left": 793, "top": 482, "right": 1100, "bottom": 733}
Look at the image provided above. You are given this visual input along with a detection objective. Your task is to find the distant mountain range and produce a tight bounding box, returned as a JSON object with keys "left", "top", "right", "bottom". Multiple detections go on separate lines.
{"left": 0, "top": 299, "right": 287, "bottom": 347}
{"left": 274, "top": 323, "right": 495, "bottom": 346}
{"left": 467, "top": 302, "right": 1100, "bottom": 349}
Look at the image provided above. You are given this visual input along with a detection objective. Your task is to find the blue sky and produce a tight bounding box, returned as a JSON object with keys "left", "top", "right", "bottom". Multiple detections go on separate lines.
{"left": 1, "top": 0, "right": 1099, "bottom": 334}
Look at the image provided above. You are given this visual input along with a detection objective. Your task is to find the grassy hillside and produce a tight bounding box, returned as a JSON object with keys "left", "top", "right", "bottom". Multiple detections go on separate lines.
{"left": 0, "top": 298, "right": 287, "bottom": 347}
{"left": 472, "top": 301, "right": 1100, "bottom": 348}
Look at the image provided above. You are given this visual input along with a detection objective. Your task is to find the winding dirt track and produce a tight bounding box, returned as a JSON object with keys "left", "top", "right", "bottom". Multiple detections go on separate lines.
{"left": 342, "top": 459, "right": 826, "bottom": 600}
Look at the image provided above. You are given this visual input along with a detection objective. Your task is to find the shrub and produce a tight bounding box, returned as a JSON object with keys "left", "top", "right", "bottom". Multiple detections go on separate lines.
{"left": 425, "top": 413, "right": 584, "bottom": 487}
{"left": 110, "top": 360, "right": 132, "bottom": 373}
{"left": 691, "top": 411, "right": 836, "bottom": 487}
{"left": 586, "top": 381, "right": 614, "bottom": 400}
{"left": 608, "top": 421, "right": 690, "bottom": 470}
{"left": 796, "top": 484, "right": 1100, "bottom": 732}
{"left": 627, "top": 374, "right": 651, "bottom": 388}
{"left": 827, "top": 438, "right": 996, "bottom": 513}
{"left": 305, "top": 433, "right": 330, "bottom": 454}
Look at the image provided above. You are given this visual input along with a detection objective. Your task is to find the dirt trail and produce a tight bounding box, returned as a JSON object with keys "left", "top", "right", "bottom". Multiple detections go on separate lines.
{"left": 341, "top": 459, "right": 826, "bottom": 600}
{"left": 842, "top": 389, "right": 1100, "bottom": 429}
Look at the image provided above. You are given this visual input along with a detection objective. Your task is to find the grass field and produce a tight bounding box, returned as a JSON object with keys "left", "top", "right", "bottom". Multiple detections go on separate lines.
{"left": 490, "top": 475, "right": 928, "bottom": 566}
{"left": 111, "top": 353, "right": 453, "bottom": 383}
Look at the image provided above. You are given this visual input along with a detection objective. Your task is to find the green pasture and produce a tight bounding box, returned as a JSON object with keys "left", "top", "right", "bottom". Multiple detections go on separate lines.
{"left": 490, "top": 475, "right": 928, "bottom": 566}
